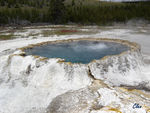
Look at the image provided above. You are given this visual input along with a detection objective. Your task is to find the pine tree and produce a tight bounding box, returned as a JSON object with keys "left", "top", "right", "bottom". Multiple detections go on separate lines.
{"left": 48, "top": 0, "right": 66, "bottom": 24}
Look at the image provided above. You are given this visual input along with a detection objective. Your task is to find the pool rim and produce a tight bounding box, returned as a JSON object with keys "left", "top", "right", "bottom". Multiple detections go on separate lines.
{"left": 18, "top": 38, "right": 140, "bottom": 65}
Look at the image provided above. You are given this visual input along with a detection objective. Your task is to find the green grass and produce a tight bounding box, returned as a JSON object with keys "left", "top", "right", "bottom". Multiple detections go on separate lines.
{"left": 0, "top": 34, "right": 14, "bottom": 40}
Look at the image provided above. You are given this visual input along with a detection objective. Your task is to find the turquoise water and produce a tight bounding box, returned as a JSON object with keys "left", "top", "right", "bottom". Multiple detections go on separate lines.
{"left": 25, "top": 40, "right": 129, "bottom": 64}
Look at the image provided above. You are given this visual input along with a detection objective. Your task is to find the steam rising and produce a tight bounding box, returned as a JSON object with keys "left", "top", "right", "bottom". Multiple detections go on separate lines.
{"left": 72, "top": 42, "right": 108, "bottom": 52}
{"left": 25, "top": 41, "right": 129, "bottom": 64}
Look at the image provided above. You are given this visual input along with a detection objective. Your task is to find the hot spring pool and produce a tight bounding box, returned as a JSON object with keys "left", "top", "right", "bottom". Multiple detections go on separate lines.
{"left": 24, "top": 40, "right": 130, "bottom": 64}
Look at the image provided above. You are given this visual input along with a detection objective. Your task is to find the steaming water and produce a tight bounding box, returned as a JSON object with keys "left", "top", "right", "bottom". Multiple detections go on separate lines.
{"left": 25, "top": 41, "right": 129, "bottom": 64}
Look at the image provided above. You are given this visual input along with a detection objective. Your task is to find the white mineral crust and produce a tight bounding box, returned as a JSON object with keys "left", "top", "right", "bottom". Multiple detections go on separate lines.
{"left": 0, "top": 25, "right": 150, "bottom": 113}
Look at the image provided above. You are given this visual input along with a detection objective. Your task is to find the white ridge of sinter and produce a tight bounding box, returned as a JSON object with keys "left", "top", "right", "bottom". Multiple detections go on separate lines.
{"left": 0, "top": 26, "right": 150, "bottom": 113}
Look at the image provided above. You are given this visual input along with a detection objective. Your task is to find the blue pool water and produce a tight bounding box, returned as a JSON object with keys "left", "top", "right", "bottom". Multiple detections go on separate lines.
{"left": 25, "top": 40, "right": 129, "bottom": 64}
